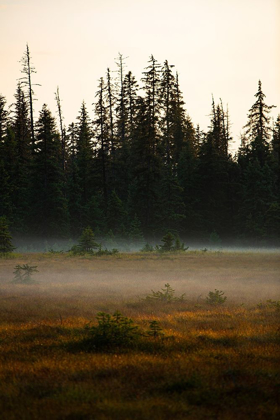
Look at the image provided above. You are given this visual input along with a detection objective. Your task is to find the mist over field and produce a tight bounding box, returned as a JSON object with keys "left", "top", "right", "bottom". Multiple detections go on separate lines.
{"left": 0, "top": 251, "right": 279, "bottom": 419}
{"left": 1, "top": 252, "right": 279, "bottom": 313}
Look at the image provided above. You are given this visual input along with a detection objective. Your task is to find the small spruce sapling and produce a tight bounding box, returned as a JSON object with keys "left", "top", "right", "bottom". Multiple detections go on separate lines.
{"left": 206, "top": 289, "right": 227, "bottom": 305}
{"left": 145, "top": 283, "right": 185, "bottom": 302}
{"left": 12, "top": 264, "right": 38, "bottom": 284}
{"left": 85, "top": 311, "right": 140, "bottom": 349}
{"left": 156, "top": 232, "right": 188, "bottom": 252}
{"left": 71, "top": 227, "right": 100, "bottom": 254}
{"left": 159, "top": 232, "right": 175, "bottom": 252}
{"left": 147, "top": 320, "right": 164, "bottom": 338}
{"left": 173, "top": 236, "right": 189, "bottom": 252}
{"left": 78, "top": 227, "right": 99, "bottom": 252}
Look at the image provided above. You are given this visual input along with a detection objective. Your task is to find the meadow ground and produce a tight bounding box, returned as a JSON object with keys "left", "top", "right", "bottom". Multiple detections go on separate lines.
{"left": 0, "top": 251, "right": 279, "bottom": 419}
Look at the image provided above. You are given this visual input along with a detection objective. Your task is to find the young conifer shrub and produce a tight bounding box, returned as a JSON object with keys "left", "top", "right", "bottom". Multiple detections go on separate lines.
{"left": 84, "top": 311, "right": 140, "bottom": 350}
{"left": 206, "top": 289, "right": 227, "bottom": 305}
{"left": 145, "top": 283, "right": 185, "bottom": 302}
{"left": 156, "top": 233, "right": 188, "bottom": 252}
{"left": 70, "top": 227, "right": 100, "bottom": 254}
{"left": 147, "top": 320, "right": 164, "bottom": 338}
{"left": 173, "top": 236, "right": 189, "bottom": 252}
{"left": 159, "top": 232, "right": 175, "bottom": 252}
{"left": 12, "top": 264, "right": 38, "bottom": 284}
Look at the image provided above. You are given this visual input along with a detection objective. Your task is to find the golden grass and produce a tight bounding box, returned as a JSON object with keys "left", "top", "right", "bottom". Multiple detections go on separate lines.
{"left": 0, "top": 251, "right": 279, "bottom": 419}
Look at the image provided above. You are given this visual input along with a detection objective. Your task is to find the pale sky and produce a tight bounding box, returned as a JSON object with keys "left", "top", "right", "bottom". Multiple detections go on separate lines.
{"left": 1, "top": 0, "right": 279, "bottom": 152}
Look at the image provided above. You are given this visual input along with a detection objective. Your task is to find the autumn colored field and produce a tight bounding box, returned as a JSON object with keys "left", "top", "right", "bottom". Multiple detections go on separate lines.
{"left": 0, "top": 251, "right": 279, "bottom": 419}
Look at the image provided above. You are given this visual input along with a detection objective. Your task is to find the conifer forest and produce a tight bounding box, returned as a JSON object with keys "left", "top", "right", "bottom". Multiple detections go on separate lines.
{"left": 1, "top": 47, "right": 280, "bottom": 248}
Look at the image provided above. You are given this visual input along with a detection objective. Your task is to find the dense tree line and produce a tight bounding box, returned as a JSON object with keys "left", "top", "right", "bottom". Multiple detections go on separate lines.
{"left": 1, "top": 47, "right": 279, "bottom": 247}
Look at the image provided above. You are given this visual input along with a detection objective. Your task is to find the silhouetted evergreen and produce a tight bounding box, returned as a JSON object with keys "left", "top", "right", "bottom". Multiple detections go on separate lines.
{"left": 28, "top": 104, "right": 69, "bottom": 237}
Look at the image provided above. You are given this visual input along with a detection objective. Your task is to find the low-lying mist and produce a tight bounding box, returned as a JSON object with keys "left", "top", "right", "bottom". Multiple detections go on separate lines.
{"left": 1, "top": 251, "right": 279, "bottom": 323}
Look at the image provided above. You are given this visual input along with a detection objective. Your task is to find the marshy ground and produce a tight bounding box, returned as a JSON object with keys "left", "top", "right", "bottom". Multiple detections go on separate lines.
{"left": 0, "top": 251, "right": 279, "bottom": 419}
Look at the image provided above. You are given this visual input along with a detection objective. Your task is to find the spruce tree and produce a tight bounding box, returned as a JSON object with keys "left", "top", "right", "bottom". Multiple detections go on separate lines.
{"left": 78, "top": 227, "right": 99, "bottom": 252}
{"left": 141, "top": 55, "right": 161, "bottom": 155}
{"left": 129, "top": 97, "right": 162, "bottom": 236}
{"left": 10, "top": 83, "right": 32, "bottom": 232}
{"left": 66, "top": 122, "right": 83, "bottom": 235}
{"left": 75, "top": 102, "right": 95, "bottom": 225}
{"left": 122, "top": 71, "right": 139, "bottom": 142}
{"left": 243, "top": 80, "right": 275, "bottom": 166}
{"left": 236, "top": 82, "right": 277, "bottom": 243}
{"left": 159, "top": 60, "right": 176, "bottom": 166}
{"left": 0, "top": 96, "right": 13, "bottom": 220}
{"left": 29, "top": 104, "right": 69, "bottom": 237}
{"left": 93, "top": 77, "right": 110, "bottom": 211}
{"left": 195, "top": 99, "right": 232, "bottom": 238}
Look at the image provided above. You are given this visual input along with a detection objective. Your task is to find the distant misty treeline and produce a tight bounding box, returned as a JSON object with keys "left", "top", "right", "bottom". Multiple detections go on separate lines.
{"left": 0, "top": 46, "right": 280, "bottom": 246}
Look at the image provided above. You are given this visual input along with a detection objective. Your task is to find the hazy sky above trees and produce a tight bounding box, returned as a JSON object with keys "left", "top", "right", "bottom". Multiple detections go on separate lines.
{"left": 1, "top": 0, "right": 279, "bottom": 151}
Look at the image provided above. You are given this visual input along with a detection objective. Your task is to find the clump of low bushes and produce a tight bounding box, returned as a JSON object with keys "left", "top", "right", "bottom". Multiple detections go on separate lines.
{"left": 80, "top": 311, "right": 165, "bottom": 351}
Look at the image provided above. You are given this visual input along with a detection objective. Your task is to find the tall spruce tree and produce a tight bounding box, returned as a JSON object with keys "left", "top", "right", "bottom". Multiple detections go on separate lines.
{"left": 66, "top": 122, "right": 83, "bottom": 235}
{"left": 122, "top": 71, "right": 139, "bottom": 143}
{"left": 76, "top": 102, "right": 94, "bottom": 206}
{"left": 243, "top": 80, "right": 275, "bottom": 165}
{"left": 0, "top": 96, "right": 14, "bottom": 221}
{"left": 141, "top": 55, "right": 161, "bottom": 155}
{"left": 195, "top": 99, "right": 232, "bottom": 237}
{"left": 9, "top": 83, "right": 32, "bottom": 232}
{"left": 159, "top": 60, "right": 176, "bottom": 166}
{"left": 129, "top": 97, "right": 162, "bottom": 236}
{"left": 237, "top": 82, "right": 277, "bottom": 243}
{"left": 29, "top": 104, "right": 69, "bottom": 237}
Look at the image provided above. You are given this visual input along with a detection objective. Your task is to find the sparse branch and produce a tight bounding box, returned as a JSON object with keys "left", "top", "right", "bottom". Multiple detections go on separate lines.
{"left": 55, "top": 87, "right": 66, "bottom": 170}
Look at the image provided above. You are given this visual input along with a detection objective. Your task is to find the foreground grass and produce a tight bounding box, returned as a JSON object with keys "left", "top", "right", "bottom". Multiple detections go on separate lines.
{"left": 0, "top": 252, "right": 279, "bottom": 419}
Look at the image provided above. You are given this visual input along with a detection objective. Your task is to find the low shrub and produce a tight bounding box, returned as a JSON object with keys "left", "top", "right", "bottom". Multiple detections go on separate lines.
{"left": 206, "top": 289, "right": 227, "bottom": 305}
{"left": 84, "top": 311, "right": 141, "bottom": 350}
{"left": 147, "top": 320, "right": 164, "bottom": 338}
{"left": 145, "top": 283, "right": 185, "bottom": 303}
{"left": 157, "top": 233, "right": 188, "bottom": 253}
{"left": 12, "top": 264, "right": 38, "bottom": 284}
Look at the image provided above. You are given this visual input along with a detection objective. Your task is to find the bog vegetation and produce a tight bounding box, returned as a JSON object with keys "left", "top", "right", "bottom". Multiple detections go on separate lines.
{"left": 0, "top": 251, "right": 279, "bottom": 419}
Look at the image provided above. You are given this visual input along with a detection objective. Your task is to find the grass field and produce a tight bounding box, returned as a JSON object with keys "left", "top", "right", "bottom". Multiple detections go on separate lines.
{"left": 0, "top": 251, "right": 279, "bottom": 419}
